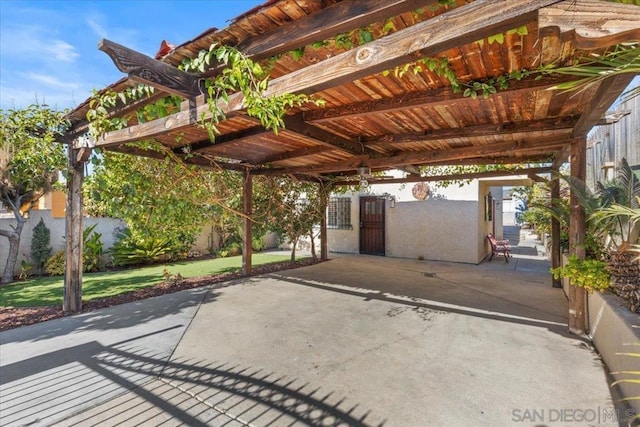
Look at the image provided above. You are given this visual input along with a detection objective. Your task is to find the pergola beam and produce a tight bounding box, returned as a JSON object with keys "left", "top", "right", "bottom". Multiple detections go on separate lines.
{"left": 263, "top": 0, "right": 561, "bottom": 96}
{"left": 226, "top": 0, "right": 437, "bottom": 73}
{"left": 185, "top": 126, "right": 269, "bottom": 154}
{"left": 282, "top": 115, "right": 372, "bottom": 156}
{"left": 572, "top": 74, "right": 636, "bottom": 138}
{"left": 256, "top": 137, "right": 570, "bottom": 176}
{"left": 99, "top": 39, "right": 203, "bottom": 98}
{"left": 255, "top": 146, "right": 330, "bottom": 164}
{"left": 331, "top": 167, "right": 553, "bottom": 186}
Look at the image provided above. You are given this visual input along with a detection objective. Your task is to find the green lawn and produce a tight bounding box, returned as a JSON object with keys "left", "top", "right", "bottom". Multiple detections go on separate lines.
{"left": 0, "top": 253, "right": 295, "bottom": 307}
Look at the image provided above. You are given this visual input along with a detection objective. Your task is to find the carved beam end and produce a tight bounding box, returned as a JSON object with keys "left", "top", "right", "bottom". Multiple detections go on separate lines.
{"left": 98, "top": 38, "right": 203, "bottom": 99}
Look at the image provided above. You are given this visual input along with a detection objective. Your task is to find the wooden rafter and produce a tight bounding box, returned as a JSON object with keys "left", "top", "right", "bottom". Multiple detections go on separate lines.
{"left": 206, "top": 0, "right": 438, "bottom": 76}
{"left": 282, "top": 115, "right": 371, "bottom": 156}
{"left": 99, "top": 39, "right": 203, "bottom": 98}
{"left": 304, "top": 75, "right": 580, "bottom": 124}
{"left": 92, "top": 0, "right": 561, "bottom": 148}
{"left": 362, "top": 116, "right": 578, "bottom": 146}
{"left": 263, "top": 0, "right": 560, "bottom": 96}
{"left": 184, "top": 126, "right": 268, "bottom": 154}
{"left": 419, "top": 154, "right": 555, "bottom": 167}
{"left": 110, "top": 144, "right": 248, "bottom": 171}
{"left": 254, "top": 145, "right": 331, "bottom": 164}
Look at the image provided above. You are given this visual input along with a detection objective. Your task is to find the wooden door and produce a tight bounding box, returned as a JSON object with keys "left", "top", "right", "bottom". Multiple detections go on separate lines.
{"left": 360, "top": 197, "right": 385, "bottom": 255}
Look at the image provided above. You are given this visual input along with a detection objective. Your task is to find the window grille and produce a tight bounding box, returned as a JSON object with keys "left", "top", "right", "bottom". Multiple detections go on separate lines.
{"left": 327, "top": 197, "right": 351, "bottom": 229}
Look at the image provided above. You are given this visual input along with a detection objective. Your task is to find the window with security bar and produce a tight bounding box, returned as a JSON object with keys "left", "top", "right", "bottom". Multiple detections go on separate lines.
{"left": 327, "top": 197, "right": 352, "bottom": 229}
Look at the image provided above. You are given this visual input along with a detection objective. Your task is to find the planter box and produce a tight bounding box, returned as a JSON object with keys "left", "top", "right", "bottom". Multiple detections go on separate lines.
{"left": 589, "top": 291, "right": 640, "bottom": 418}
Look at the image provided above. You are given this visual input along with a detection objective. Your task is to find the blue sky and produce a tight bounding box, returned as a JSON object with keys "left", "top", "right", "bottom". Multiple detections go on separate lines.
{"left": 0, "top": 0, "right": 263, "bottom": 111}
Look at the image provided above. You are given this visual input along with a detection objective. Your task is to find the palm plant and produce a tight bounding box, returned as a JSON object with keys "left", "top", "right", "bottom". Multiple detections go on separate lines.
{"left": 545, "top": 43, "right": 640, "bottom": 101}
{"left": 591, "top": 160, "right": 640, "bottom": 312}
{"left": 592, "top": 159, "right": 640, "bottom": 252}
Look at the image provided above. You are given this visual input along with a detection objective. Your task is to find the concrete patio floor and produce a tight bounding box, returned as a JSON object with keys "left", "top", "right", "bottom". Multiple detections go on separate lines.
{"left": 0, "top": 231, "right": 623, "bottom": 426}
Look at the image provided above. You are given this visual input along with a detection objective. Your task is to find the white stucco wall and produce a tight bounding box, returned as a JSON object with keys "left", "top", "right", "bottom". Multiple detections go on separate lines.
{"left": 386, "top": 199, "right": 480, "bottom": 263}
{"left": 1, "top": 212, "right": 261, "bottom": 275}
{"left": 326, "top": 175, "right": 529, "bottom": 264}
{"left": 327, "top": 192, "right": 484, "bottom": 263}
{"left": 0, "top": 211, "right": 125, "bottom": 276}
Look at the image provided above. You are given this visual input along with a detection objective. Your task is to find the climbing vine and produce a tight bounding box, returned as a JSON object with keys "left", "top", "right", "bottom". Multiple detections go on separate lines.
{"left": 180, "top": 43, "right": 323, "bottom": 141}
{"left": 86, "top": 84, "right": 153, "bottom": 138}
{"left": 87, "top": 44, "right": 324, "bottom": 142}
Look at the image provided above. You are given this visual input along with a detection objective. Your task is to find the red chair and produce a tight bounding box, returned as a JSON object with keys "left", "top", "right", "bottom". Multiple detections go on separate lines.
{"left": 487, "top": 233, "right": 511, "bottom": 262}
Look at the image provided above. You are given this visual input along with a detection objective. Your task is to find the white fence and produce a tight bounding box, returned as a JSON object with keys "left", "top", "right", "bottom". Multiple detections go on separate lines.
{"left": 1, "top": 211, "right": 281, "bottom": 277}
{"left": 0, "top": 211, "right": 125, "bottom": 276}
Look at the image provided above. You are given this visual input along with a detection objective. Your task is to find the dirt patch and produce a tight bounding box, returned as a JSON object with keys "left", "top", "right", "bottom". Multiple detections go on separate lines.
{"left": 0, "top": 258, "right": 322, "bottom": 332}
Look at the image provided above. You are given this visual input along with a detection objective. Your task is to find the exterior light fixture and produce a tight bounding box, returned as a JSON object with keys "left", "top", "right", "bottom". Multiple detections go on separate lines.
{"left": 357, "top": 166, "right": 371, "bottom": 177}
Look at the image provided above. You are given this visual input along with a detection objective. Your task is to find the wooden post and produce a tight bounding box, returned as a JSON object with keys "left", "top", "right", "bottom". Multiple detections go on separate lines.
{"left": 568, "top": 138, "right": 587, "bottom": 334}
{"left": 320, "top": 187, "right": 329, "bottom": 261}
{"left": 64, "top": 145, "right": 85, "bottom": 313}
{"left": 242, "top": 169, "right": 253, "bottom": 276}
{"left": 550, "top": 174, "right": 562, "bottom": 288}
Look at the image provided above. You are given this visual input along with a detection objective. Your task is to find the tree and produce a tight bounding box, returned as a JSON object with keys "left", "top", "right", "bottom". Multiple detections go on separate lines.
{"left": 31, "top": 218, "right": 52, "bottom": 274}
{"left": 85, "top": 147, "right": 212, "bottom": 261}
{"left": 0, "top": 104, "right": 67, "bottom": 284}
{"left": 270, "top": 178, "right": 325, "bottom": 262}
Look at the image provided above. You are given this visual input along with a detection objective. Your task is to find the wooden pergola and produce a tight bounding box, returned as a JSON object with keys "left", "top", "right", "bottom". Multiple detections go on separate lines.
{"left": 63, "top": 0, "right": 640, "bottom": 335}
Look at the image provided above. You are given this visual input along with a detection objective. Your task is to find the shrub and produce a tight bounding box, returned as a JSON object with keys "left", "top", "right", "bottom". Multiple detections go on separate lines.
{"left": 30, "top": 218, "right": 51, "bottom": 273}
{"left": 216, "top": 242, "right": 242, "bottom": 258}
{"left": 45, "top": 250, "right": 65, "bottom": 276}
{"left": 252, "top": 235, "right": 266, "bottom": 252}
{"left": 20, "top": 260, "right": 34, "bottom": 280}
{"left": 110, "top": 228, "right": 176, "bottom": 266}
{"left": 551, "top": 255, "right": 610, "bottom": 293}
{"left": 83, "top": 224, "right": 104, "bottom": 272}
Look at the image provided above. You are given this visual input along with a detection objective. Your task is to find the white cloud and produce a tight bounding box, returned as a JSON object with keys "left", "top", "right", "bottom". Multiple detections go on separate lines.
{"left": 48, "top": 40, "right": 80, "bottom": 63}
{"left": 23, "top": 73, "right": 81, "bottom": 90}
{"left": 83, "top": 13, "right": 142, "bottom": 53}
{"left": 86, "top": 17, "right": 108, "bottom": 39}
{"left": 0, "top": 24, "right": 79, "bottom": 63}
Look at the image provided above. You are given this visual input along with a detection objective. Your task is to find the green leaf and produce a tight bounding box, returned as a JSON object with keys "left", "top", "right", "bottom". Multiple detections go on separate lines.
{"left": 359, "top": 28, "right": 373, "bottom": 44}
{"left": 487, "top": 33, "right": 504, "bottom": 45}
{"left": 290, "top": 47, "right": 305, "bottom": 61}
{"left": 382, "top": 20, "right": 396, "bottom": 35}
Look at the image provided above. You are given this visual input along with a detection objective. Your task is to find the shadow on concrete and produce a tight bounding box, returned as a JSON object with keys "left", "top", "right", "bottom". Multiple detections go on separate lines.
{"left": 1, "top": 286, "right": 219, "bottom": 345}
{"left": 1, "top": 329, "right": 382, "bottom": 427}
